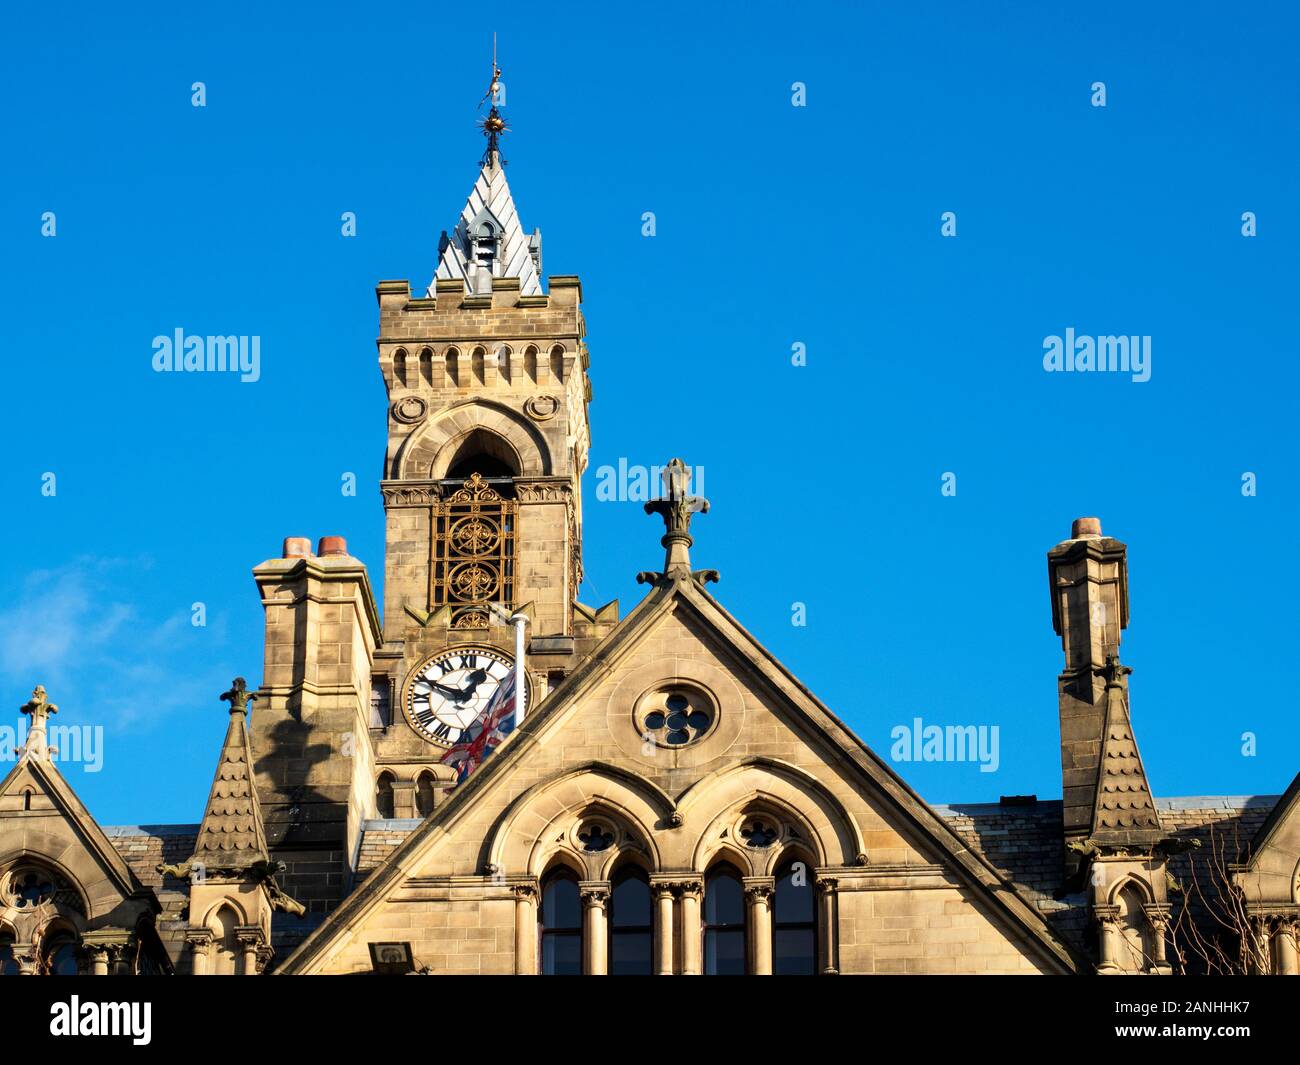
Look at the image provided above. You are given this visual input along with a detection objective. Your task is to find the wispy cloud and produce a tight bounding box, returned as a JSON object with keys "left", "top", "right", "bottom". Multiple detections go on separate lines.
{"left": 0, "top": 558, "right": 216, "bottom": 731}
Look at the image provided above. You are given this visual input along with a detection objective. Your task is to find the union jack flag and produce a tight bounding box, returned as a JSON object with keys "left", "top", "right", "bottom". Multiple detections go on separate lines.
{"left": 440, "top": 670, "right": 517, "bottom": 784}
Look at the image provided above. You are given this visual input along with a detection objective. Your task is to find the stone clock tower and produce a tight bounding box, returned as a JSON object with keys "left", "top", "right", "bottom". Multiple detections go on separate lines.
{"left": 369, "top": 131, "right": 612, "bottom": 789}
{"left": 248, "top": 101, "right": 618, "bottom": 916}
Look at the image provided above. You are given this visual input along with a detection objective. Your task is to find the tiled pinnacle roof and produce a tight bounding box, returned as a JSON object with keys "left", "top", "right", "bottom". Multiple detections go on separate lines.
{"left": 191, "top": 710, "right": 269, "bottom": 870}
{"left": 431, "top": 151, "right": 542, "bottom": 297}
{"left": 1092, "top": 681, "right": 1162, "bottom": 837}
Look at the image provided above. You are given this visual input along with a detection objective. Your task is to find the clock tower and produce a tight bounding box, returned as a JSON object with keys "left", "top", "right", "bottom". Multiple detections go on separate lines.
{"left": 249, "top": 81, "right": 618, "bottom": 904}
{"left": 366, "top": 91, "right": 616, "bottom": 806}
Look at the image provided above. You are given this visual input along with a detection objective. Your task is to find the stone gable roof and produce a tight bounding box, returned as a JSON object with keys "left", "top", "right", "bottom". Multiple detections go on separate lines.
{"left": 278, "top": 575, "right": 1091, "bottom": 974}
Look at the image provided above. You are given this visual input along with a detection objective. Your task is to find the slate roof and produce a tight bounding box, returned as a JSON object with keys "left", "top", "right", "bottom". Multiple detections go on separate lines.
{"left": 190, "top": 708, "right": 269, "bottom": 870}
{"left": 431, "top": 151, "right": 542, "bottom": 297}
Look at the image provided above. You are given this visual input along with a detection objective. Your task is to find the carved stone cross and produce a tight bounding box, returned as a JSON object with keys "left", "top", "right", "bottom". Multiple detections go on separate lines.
{"left": 220, "top": 677, "right": 257, "bottom": 714}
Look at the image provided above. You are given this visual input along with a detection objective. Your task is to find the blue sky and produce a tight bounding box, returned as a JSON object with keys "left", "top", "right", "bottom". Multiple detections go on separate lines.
{"left": 1, "top": 1, "right": 1295, "bottom": 825}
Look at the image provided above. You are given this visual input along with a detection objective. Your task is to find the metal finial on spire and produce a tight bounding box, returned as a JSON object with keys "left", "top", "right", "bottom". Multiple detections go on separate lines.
{"left": 478, "top": 33, "right": 507, "bottom": 162}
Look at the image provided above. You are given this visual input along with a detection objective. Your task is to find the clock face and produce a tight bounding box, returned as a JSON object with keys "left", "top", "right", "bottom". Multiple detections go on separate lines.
{"left": 405, "top": 647, "right": 527, "bottom": 747}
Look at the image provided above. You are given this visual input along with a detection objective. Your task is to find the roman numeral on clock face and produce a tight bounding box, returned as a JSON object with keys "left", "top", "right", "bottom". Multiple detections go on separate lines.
{"left": 405, "top": 646, "right": 518, "bottom": 746}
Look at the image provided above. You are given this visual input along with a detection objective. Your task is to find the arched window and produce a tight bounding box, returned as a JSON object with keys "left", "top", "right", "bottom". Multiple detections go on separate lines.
{"left": 608, "top": 866, "right": 652, "bottom": 975}
{"left": 415, "top": 772, "right": 436, "bottom": 817}
{"left": 703, "top": 864, "right": 746, "bottom": 975}
{"left": 539, "top": 868, "right": 582, "bottom": 975}
{"left": 773, "top": 858, "right": 817, "bottom": 974}
{"left": 1116, "top": 884, "right": 1149, "bottom": 971}
{"left": 376, "top": 773, "right": 395, "bottom": 819}
{"left": 42, "top": 928, "right": 81, "bottom": 975}
{"left": 210, "top": 905, "right": 241, "bottom": 975}
{"left": 0, "top": 930, "right": 20, "bottom": 975}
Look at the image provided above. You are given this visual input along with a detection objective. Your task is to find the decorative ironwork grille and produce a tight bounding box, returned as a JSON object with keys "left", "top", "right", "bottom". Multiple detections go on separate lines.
{"left": 432, "top": 473, "right": 515, "bottom": 628}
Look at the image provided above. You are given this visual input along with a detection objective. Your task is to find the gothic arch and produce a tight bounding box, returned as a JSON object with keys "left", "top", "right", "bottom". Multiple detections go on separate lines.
{"left": 393, "top": 399, "right": 552, "bottom": 479}
{"left": 1106, "top": 872, "right": 1156, "bottom": 908}
{"left": 692, "top": 792, "right": 831, "bottom": 878}
{"left": 676, "top": 758, "right": 864, "bottom": 870}
{"left": 199, "top": 895, "right": 251, "bottom": 929}
{"left": 486, "top": 763, "right": 675, "bottom": 877}
{"left": 0, "top": 849, "right": 93, "bottom": 921}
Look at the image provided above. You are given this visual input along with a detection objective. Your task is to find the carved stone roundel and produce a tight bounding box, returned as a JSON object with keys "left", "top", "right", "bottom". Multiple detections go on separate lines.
{"left": 524, "top": 395, "right": 560, "bottom": 421}
{"left": 392, "top": 396, "right": 428, "bottom": 425}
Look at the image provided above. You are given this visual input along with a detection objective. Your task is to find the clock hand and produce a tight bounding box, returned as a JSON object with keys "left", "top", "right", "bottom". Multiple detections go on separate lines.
{"left": 459, "top": 669, "right": 490, "bottom": 700}
{"left": 432, "top": 669, "right": 491, "bottom": 704}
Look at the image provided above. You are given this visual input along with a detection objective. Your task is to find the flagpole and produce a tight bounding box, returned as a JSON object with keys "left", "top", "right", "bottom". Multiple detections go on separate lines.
{"left": 510, "top": 611, "right": 528, "bottom": 729}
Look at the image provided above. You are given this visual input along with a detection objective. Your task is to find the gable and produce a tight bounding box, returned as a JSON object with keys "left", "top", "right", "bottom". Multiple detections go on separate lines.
{"left": 1236, "top": 773, "right": 1300, "bottom": 907}
{"left": 0, "top": 756, "right": 157, "bottom": 927}
{"left": 281, "top": 579, "right": 1084, "bottom": 974}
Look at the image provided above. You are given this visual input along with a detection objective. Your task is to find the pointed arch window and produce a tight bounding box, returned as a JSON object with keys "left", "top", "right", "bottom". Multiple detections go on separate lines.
{"left": 539, "top": 869, "right": 582, "bottom": 975}
{"left": 42, "top": 928, "right": 81, "bottom": 975}
{"left": 608, "top": 866, "right": 652, "bottom": 975}
{"left": 773, "top": 858, "right": 817, "bottom": 974}
{"left": 376, "top": 773, "right": 395, "bottom": 819}
{"left": 472, "top": 220, "right": 498, "bottom": 273}
{"left": 703, "top": 864, "right": 746, "bottom": 975}
{"left": 0, "top": 930, "right": 19, "bottom": 975}
{"left": 415, "top": 771, "right": 436, "bottom": 817}
{"left": 209, "top": 905, "right": 241, "bottom": 975}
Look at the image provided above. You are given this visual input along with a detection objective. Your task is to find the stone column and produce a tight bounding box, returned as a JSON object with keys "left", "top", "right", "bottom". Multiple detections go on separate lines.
{"left": 678, "top": 880, "right": 703, "bottom": 975}
{"left": 391, "top": 780, "right": 418, "bottom": 819}
{"left": 1250, "top": 916, "right": 1272, "bottom": 974}
{"left": 652, "top": 881, "right": 675, "bottom": 975}
{"left": 744, "top": 878, "right": 775, "bottom": 976}
{"left": 1094, "top": 907, "right": 1120, "bottom": 974}
{"left": 1272, "top": 918, "right": 1298, "bottom": 976}
{"left": 186, "top": 930, "right": 214, "bottom": 976}
{"left": 236, "top": 931, "right": 263, "bottom": 975}
{"left": 513, "top": 884, "right": 538, "bottom": 975}
{"left": 14, "top": 946, "right": 38, "bottom": 976}
{"left": 580, "top": 883, "right": 609, "bottom": 976}
{"left": 817, "top": 877, "right": 839, "bottom": 975}
{"left": 1144, "top": 907, "right": 1171, "bottom": 973}
{"left": 88, "top": 946, "right": 110, "bottom": 976}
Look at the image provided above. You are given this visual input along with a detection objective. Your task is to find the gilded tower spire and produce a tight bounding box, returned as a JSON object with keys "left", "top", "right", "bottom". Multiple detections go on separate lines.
{"left": 478, "top": 33, "right": 506, "bottom": 162}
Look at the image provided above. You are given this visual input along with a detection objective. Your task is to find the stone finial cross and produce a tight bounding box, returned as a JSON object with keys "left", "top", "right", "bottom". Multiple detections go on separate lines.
{"left": 220, "top": 677, "right": 257, "bottom": 715}
{"left": 20, "top": 685, "right": 58, "bottom": 728}
{"left": 640, "top": 458, "right": 713, "bottom": 584}
{"left": 1096, "top": 653, "right": 1133, "bottom": 688}
{"left": 19, "top": 685, "right": 58, "bottom": 760}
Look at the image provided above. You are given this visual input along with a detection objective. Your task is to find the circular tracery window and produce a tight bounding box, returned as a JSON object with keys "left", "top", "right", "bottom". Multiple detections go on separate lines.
{"left": 3, "top": 866, "right": 80, "bottom": 913}
{"left": 636, "top": 687, "right": 715, "bottom": 748}
{"left": 11, "top": 870, "right": 54, "bottom": 908}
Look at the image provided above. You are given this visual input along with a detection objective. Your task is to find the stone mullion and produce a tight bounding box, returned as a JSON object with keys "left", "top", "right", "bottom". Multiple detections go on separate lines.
{"left": 677, "top": 879, "right": 703, "bottom": 975}
{"left": 186, "top": 929, "right": 214, "bottom": 976}
{"left": 580, "top": 882, "right": 609, "bottom": 976}
{"left": 744, "top": 877, "right": 775, "bottom": 976}
{"left": 1094, "top": 904, "right": 1121, "bottom": 974}
{"left": 816, "top": 876, "right": 839, "bottom": 975}
{"left": 513, "top": 883, "right": 538, "bottom": 975}
{"left": 649, "top": 876, "right": 677, "bottom": 975}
